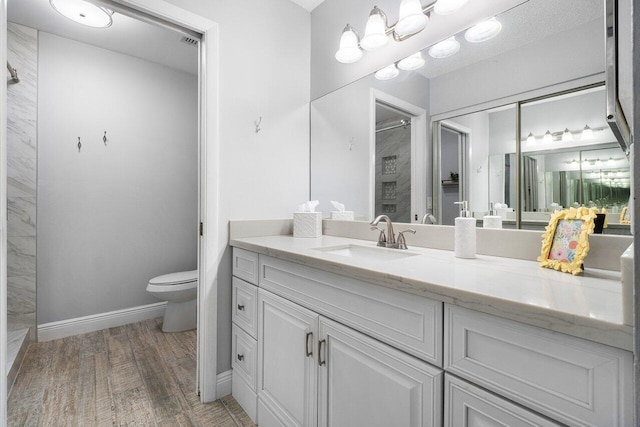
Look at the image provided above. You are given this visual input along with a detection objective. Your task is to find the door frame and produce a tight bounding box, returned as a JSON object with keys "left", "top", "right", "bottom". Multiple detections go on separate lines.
{"left": 370, "top": 89, "right": 427, "bottom": 223}
{"left": 0, "top": 0, "right": 221, "bottom": 417}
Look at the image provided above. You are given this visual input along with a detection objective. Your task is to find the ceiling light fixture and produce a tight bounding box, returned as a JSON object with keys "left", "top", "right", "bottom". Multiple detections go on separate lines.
{"left": 335, "top": 25, "right": 363, "bottom": 63}
{"left": 361, "top": 6, "right": 389, "bottom": 51}
{"left": 375, "top": 64, "right": 400, "bottom": 81}
{"left": 465, "top": 17, "right": 502, "bottom": 43}
{"left": 398, "top": 52, "right": 425, "bottom": 70}
{"left": 335, "top": 0, "right": 470, "bottom": 64}
{"left": 428, "top": 36, "right": 460, "bottom": 58}
{"left": 434, "top": 0, "right": 468, "bottom": 16}
{"left": 50, "top": 0, "right": 113, "bottom": 28}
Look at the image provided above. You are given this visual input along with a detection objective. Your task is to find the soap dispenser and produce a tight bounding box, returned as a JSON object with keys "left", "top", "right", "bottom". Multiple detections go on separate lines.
{"left": 483, "top": 202, "right": 503, "bottom": 229}
{"left": 454, "top": 201, "right": 476, "bottom": 259}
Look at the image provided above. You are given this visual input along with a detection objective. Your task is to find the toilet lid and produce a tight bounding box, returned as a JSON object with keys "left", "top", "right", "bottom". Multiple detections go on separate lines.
{"left": 149, "top": 270, "right": 198, "bottom": 286}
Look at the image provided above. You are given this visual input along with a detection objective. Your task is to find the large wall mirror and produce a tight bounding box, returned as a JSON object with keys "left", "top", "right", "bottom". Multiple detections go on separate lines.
{"left": 310, "top": 0, "right": 631, "bottom": 235}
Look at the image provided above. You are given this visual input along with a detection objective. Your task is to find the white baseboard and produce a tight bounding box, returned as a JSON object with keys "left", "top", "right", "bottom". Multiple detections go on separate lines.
{"left": 38, "top": 302, "right": 167, "bottom": 341}
{"left": 217, "top": 369, "right": 232, "bottom": 397}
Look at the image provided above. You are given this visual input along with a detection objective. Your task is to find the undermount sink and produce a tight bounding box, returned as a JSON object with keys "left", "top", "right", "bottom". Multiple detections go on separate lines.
{"left": 312, "top": 244, "right": 420, "bottom": 262}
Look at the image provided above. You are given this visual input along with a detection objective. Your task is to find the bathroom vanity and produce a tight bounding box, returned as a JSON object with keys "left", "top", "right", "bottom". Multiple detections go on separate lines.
{"left": 228, "top": 225, "right": 632, "bottom": 427}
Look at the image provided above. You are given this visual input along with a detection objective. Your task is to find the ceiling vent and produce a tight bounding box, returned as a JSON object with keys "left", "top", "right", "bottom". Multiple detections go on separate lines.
{"left": 180, "top": 36, "right": 199, "bottom": 47}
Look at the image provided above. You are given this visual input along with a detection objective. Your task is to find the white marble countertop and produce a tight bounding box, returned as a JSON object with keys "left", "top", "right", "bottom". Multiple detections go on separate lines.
{"left": 231, "top": 234, "right": 632, "bottom": 351}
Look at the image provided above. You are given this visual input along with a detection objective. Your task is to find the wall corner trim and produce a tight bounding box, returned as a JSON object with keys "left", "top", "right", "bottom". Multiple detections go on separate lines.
{"left": 216, "top": 369, "right": 232, "bottom": 397}
{"left": 37, "top": 301, "right": 167, "bottom": 342}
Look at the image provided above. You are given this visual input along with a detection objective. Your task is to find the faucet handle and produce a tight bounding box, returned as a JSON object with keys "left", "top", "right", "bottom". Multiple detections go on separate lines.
{"left": 370, "top": 226, "right": 387, "bottom": 247}
{"left": 397, "top": 229, "right": 416, "bottom": 250}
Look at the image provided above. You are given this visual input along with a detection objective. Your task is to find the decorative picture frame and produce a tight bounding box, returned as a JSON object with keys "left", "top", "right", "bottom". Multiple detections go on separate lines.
{"left": 620, "top": 206, "right": 631, "bottom": 224}
{"left": 538, "top": 207, "right": 597, "bottom": 275}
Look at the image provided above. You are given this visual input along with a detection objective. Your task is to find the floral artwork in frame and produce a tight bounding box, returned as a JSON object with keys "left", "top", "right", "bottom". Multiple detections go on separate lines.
{"left": 538, "top": 207, "right": 597, "bottom": 275}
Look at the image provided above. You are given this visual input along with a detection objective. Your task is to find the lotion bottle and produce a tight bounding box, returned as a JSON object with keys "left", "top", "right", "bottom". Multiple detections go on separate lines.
{"left": 483, "top": 202, "right": 503, "bottom": 229}
{"left": 454, "top": 201, "right": 476, "bottom": 259}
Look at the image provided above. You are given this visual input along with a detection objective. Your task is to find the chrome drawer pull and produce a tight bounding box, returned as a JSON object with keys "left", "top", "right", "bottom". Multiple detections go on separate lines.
{"left": 318, "top": 339, "right": 326, "bottom": 366}
{"left": 305, "top": 332, "right": 313, "bottom": 357}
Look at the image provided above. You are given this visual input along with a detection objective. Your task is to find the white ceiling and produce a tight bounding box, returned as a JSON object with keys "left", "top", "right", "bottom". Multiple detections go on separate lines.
{"left": 419, "top": 0, "right": 603, "bottom": 79}
{"left": 288, "top": 0, "right": 325, "bottom": 12}
{"left": 8, "top": 0, "right": 198, "bottom": 75}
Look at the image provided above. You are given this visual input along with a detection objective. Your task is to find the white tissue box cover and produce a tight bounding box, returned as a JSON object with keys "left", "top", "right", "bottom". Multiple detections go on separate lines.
{"left": 330, "top": 211, "right": 354, "bottom": 221}
{"left": 293, "top": 212, "right": 322, "bottom": 238}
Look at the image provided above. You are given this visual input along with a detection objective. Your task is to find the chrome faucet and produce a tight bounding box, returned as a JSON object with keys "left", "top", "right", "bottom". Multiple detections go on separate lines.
{"left": 421, "top": 213, "right": 437, "bottom": 224}
{"left": 371, "top": 215, "right": 396, "bottom": 248}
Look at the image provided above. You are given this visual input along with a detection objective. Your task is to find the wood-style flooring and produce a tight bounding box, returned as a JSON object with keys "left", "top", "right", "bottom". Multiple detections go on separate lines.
{"left": 8, "top": 319, "right": 255, "bottom": 427}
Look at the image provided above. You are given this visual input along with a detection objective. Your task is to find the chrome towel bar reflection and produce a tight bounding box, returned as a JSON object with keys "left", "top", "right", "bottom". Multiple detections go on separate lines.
{"left": 7, "top": 61, "right": 19, "bottom": 83}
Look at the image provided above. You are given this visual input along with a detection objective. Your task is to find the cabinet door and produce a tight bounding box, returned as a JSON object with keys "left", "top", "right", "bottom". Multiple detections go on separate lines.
{"left": 318, "top": 317, "right": 443, "bottom": 427}
{"left": 258, "top": 289, "right": 318, "bottom": 427}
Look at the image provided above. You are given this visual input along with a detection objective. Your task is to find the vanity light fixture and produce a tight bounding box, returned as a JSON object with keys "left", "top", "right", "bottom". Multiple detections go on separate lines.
{"left": 375, "top": 63, "right": 400, "bottom": 80}
{"left": 464, "top": 17, "right": 502, "bottom": 43}
{"left": 543, "top": 130, "right": 553, "bottom": 144}
{"left": 335, "top": 25, "right": 364, "bottom": 63}
{"left": 361, "top": 6, "right": 389, "bottom": 51}
{"left": 526, "top": 132, "right": 537, "bottom": 145}
{"left": 335, "top": 0, "right": 470, "bottom": 64}
{"left": 562, "top": 128, "right": 573, "bottom": 142}
{"left": 595, "top": 158, "right": 602, "bottom": 166}
{"left": 398, "top": 51, "right": 426, "bottom": 70}
{"left": 581, "top": 124, "right": 594, "bottom": 140}
{"left": 50, "top": 0, "right": 113, "bottom": 28}
{"left": 434, "top": 0, "right": 468, "bottom": 16}
{"left": 428, "top": 36, "right": 460, "bottom": 58}
{"left": 607, "top": 157, "right": 616, "bottom": 166}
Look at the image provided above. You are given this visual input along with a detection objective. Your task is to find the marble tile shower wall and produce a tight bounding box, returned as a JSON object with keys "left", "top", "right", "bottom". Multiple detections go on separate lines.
{"left": 375, "top": 125, "right": 411, "bottom": 222}
{"left": 7, "top": 23, "right": 37, "bottom": 340}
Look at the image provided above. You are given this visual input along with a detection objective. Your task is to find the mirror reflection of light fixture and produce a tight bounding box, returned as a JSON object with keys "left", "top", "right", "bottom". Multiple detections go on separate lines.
{"left": 465, "top": 17, "right": 502, "bottom": 43}
{"left": 50, "top": 0, "right": 113, "bottom": 28}
{"left": 543, "top": 130, "right": 553, "bottom": 144}
{"left": 335, "top": 25, "right": 363, "bottom": 63}
{"left": 428, "top": 36, "right": 460, "bottom": 58}
{"left": 595, "top": 158, "right": 602, "bottom": 166}
{"left": 375, "top": 64, "right": 400, "bottom": 80}
{"left": 608, "top": 157, "right": 616, "bottom": 166}
{"left": 562, "top": 128, "right": 573, "bottom": 142}
{"left": 396, "top": 0, "right": 429, "bottom": 36}
{"left": 434, "top": 0, "right": 468, "bottom": 16}
{"left": 361, "top": 6, "right": 389, "bottom": 51}
{"left": 398, "top": 52, "right": 425, "bottom": 70}
{"left": 581, "top": 124, "right": 593, "bottom": 140}
{"left": 526, "top": 132, "right": 536, "bottom": 145}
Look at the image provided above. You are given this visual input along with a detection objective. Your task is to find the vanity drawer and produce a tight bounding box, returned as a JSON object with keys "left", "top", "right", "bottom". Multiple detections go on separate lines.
{"left": 233, "top": 247, "right": 259, "bottom": 285}
{"left": 232, "top": 323, "right": 258, "bottom": 391}
{"left": 444, "top": 305, "right": 633, "bottom": 427}
{"left": 232, "top": 277, "right": 258, "bottom": 338}
{"left": 259, "top": 255, "right": 443, "bottom": 367}
{"left": 445, "top": 374, "right": 560, "bottom": 427}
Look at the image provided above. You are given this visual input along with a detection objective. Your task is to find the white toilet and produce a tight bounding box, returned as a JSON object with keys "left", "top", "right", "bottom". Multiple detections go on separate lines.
{"left": 146, "top": 270, "right": 198, "bottom": 332}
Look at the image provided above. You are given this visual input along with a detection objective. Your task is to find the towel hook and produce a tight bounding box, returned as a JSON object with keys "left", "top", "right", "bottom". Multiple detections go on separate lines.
{"left": 255, "top": 116, "right": 262, "bottom": 133}
{"left": 77, "top": 137, "right": 82, "bottom": 153}
{"left": 103, "top": 131, "right": 108, "bottom": 146}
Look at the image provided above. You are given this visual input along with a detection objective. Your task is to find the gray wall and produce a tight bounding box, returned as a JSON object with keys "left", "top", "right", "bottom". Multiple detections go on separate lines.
{"left": 7, "top": 23, "right": 37, "bottom": 338}
{"left": 37, "top": 32, "right": 198, "bottom": 324}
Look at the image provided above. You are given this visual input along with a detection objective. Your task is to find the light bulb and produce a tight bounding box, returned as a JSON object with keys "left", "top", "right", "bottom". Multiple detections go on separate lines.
{"left": 428, "top": 36, "right": 460, "bottom": 58}
{"left": 581, "top": 124, "right": 593, "bottom": 140}
{"left": 562, "top": 128, "right": 573, "bottom": 142}
{"left": 361, "top": 7, "right": 389, "bottom": 51}
{"left": 335, "top": 25, "right": 363, "bottom": 64}
{"left": 398, "top": 52, "right": 425, "bottom": 70}
{"left": 595, "top": 158, "right": 602, "bottom": 166}
{"left": 50, "top": 0, "right": 113, "bottom": 28}
{"left": 375, "top": 64, "right": 400, "bottom": 81}
{"left": 465, "top": 17, "right": 502, "bottom": 43}
{"left": 396, "top": 0, "right": 428, "bottom": 37}
{"left": 608, "top": 157, "right": 615, "bottom": 166}
{"left": 543, "top": 130, "right": 553, "bottom": 144}
{"left": 434, "top": 0, "right": 468, "bottom": 15}
{"left": 526, "top": 132, "right": 536, "bottom": 145}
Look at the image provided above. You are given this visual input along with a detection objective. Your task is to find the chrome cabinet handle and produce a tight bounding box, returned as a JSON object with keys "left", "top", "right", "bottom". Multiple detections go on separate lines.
{"left": 318, "top": 339, "right": 326, "bottom": 366}
{"left": 237, "top": 354, "right": 244, "bottom": 361}
{"left": 237, "top": 304, "right": 245, "bottom": 311}
{"left": 305, "top": 332, "right": 313, "bottom": 357}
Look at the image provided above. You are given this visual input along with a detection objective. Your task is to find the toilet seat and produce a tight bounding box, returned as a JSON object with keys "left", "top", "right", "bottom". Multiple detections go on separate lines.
{"left": 148, "top": 270, "right": 197, "bottom": 286}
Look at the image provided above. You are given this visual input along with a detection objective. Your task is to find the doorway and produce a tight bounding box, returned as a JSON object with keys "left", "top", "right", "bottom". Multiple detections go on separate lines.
{"left": 436, "top": 123, "right": 468, "bottom": 225}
